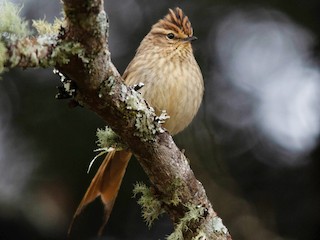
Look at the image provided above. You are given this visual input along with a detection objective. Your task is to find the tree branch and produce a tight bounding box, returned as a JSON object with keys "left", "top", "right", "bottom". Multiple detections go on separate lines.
{"left": 1, "top": 0, "right": 232, "bottom": 239}
{"left": 3, "top": 36, "right": 56, "bottom": 68}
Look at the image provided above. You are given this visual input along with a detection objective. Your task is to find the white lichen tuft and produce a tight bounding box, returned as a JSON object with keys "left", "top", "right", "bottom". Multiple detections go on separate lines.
{"left": 0, "top": 1, "right": 30, "bottom": 73}
{"left": 0, "top": 1, "right": 30, "bottom": 38}
{"left": 87, "top": 126, "right": 127, "bottom": 173}
{"left": 133, "top": 182, "right": 165, "bottom": 228}
{"left": 155, "top": 110, "right": 170, "bottom": 133}
{"left": 155, "top": 110, "right": 170, "bottom": 124}
{"left": 96, "top": 126, "right": 126, "bottom": 150}
{"left": 32, "top": 17, "right": 64, "bottom": 35}
{"left": 126, "top": 94, "right": 145, "bottom": 111}
{"left": 211, "top": 216, "right": 228, "bottom": 235}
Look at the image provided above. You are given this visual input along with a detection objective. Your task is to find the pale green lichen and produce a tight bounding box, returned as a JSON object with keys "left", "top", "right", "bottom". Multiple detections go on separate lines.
{"left": 166, "top": 204, "right": 205, "bottom": 240}
{"left": 133, "top": 182, "right": 165, "bottom": 228}
{"left": 99, "top": 75, "right": 117, "bottom": 98}
{"left": 102, "top": 80, "right": 169, "bottom": 142}
{"left": 126, "top": 92, "right": 170, "bottom": 141}
{"left": 126, "top": 93, "right": 146, "bottom": 111}
{"left": 135, "top": 111, "right": 157, "bottom": 140}
{"left": 96, "top": 10, "right": 108, "bottom": 38}
{"left": 5, "top": 6, "right": 87, "bottom": 68}
{"left": 162, "top": 178, "right": 183, "bottom": 206}
{"left": 133, "top": 181, "right": 181, "bottom": 228}
{"left": 96, "top": 126, "right": 126, "bottom": 150}
{"left": 0, "top": 42, "right": 7, "bottom": 73}
{"left": 87, "top": 126, "right": 127, "bottom": 173}
{"left": 0, "top": 1, "right": 30, "bottom": 73}
{"left": 0, "top": 2, "right": 87, "bottom": 72}
{"left": 125, "top": 90, "right": 158, "bottom": 141}
{"left": 49, "top": 41, "right": 88, "bottom": 66}
{"left": 32, "top": 17, "right": 64, "bottom": 35}
{"left": 0, "top": 1, "right": 30, "bottom": 38}
{"left": 133, "top": 178, "right": 204, "bottom": 237}
{"left": 183, "top": 204, "right": 206, "bottom": 224}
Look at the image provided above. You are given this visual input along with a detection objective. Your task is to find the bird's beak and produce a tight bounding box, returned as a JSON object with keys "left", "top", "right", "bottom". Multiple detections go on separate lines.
{"left": 183, "top": 36, "right": 198, "bottom": 42}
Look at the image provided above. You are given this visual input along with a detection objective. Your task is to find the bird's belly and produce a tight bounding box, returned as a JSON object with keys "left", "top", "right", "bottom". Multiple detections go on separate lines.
{"left": 140, "top": 68, "right": 203, "bottom": 135}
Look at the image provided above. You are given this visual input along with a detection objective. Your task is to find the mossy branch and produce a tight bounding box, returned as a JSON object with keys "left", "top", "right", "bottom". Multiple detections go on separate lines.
{"left": 0, "top": 1, "right": 87, "bottom": 72}
{"left": 0, "top": 0, "right": 232, "bottom": 239}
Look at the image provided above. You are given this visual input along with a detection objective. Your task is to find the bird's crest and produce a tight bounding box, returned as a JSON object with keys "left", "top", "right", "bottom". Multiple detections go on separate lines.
{"left": 158, "top": 7, "right": 193, "bottom": 37}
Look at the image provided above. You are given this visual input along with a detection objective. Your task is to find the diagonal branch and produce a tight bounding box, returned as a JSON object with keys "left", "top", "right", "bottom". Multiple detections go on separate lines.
{"left": 1, "top": 0, "right": 232, "bottom": 239}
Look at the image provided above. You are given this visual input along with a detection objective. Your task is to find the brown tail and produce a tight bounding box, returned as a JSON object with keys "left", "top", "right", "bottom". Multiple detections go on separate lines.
{"left": 68, "top": 150, "right": 132, "bottom": 235}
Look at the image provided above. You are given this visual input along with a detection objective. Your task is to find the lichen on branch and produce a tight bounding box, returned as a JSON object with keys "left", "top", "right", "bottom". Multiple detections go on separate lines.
{"left": 0, "top": 0, "right": 29, "bottom": 73}
{"left": 133, "top": 182, "right": 165, "bottom": 228}
{"left": 0, "top": 1, "right": 88, "bottom": 73}
{"left": 32, "top": 18, "right": 64, "bottom": 35}
{"left": 0, "top": 1, "right": 232, "bottom": 239}
{"left": 0, "top": 1, "right": 30, "bottom": 38}
{"left": 167, "top": 203, "right": 206, "bottom": 240}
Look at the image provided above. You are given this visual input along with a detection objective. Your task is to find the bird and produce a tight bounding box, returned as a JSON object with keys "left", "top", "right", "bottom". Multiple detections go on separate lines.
{"left": 69, "top": 7, "right": 204, "bottom": 235}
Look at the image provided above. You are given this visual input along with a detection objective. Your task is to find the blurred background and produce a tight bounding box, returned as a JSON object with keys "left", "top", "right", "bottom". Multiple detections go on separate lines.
{"left": 1, "top": 0, "right": 320, "bottom": 239}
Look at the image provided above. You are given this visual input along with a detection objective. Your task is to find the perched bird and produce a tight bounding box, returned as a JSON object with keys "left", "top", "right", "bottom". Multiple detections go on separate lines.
{"left": 70, "top": 7, "right": 204, "bottom": 235}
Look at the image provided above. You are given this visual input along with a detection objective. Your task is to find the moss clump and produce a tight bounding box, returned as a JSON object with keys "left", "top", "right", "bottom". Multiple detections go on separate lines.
{"left": 133, "top": 182, "right": 165, "bottom": 228}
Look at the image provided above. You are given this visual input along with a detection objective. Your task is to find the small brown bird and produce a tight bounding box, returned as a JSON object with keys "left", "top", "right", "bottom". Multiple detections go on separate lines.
{"left": 70, "top": 7, "right": 204, "bottom": 235}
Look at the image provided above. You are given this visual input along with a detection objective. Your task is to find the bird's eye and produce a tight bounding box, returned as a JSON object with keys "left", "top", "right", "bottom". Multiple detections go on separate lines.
{"left": 166, "top": 33, "right": 175, "bottom": 39}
